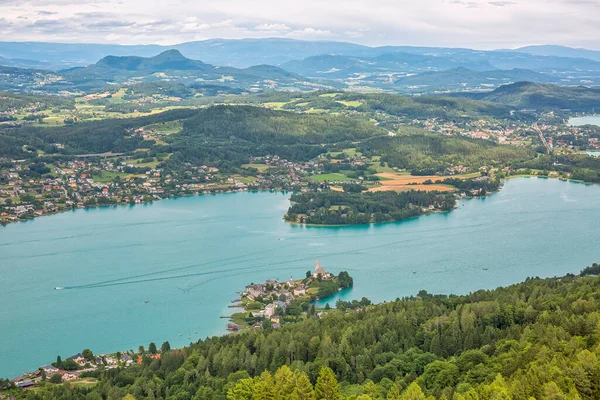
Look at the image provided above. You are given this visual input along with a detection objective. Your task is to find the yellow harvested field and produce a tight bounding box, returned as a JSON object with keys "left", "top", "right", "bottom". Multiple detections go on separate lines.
{"left": 368, "top": 172, "right": 477, "bottom": 192}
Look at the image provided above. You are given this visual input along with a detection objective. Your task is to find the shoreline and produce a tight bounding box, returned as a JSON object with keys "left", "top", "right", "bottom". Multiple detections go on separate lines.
{"left": 3, "top": 170, "right": 598, "bottom": 228}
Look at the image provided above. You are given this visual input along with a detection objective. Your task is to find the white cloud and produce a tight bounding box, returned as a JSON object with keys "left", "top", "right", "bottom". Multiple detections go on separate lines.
{"left": 286, "top": 27, "right": 332, "bottom": 39}
{"left": 0, "top": 0, "right": 598, "bottom": 49}
{"left": 254, "top": 23, "right": 290, "bottom": 31}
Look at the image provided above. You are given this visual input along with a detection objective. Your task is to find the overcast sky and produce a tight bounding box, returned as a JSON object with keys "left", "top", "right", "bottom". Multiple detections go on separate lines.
{"left": 0, "top": 0, "right": 599, "bottom": 49}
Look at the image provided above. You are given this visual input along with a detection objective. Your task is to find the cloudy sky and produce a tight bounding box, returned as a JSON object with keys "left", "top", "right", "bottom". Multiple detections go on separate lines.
{"left": 0, "top": 0, "right": 599, "bottom": 49}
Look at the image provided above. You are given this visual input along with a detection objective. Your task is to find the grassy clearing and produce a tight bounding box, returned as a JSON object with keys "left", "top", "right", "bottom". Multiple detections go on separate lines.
{"left": 336, "top": 100, "right": 363, "bottom": 107}
{"left": 310, "top": 173, "right": 356, "bottom": 182}
{"left": 144, "top": 120, "right": 183, "bottom": 134}
{"left": 241, "top": 163, "right": 272, "bottom": 171}
{"left": 319, "top": 93, "right": 339, "bottom": 98}
{"left": 262, "top": 102, "right": 289, "bottom": 110}
{"left": 92, "top": 171, "right": 132, "bottom": 183}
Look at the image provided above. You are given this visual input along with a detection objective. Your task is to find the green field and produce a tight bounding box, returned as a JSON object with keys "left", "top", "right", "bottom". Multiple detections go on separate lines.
{"left": 92, "top": 171, "right": 132, "bottom": 183}
{"left": 310, "top": 173, "right": 356, "bottom": 182}
{"left": 144, "top": 120, "right": 183, "bottom": 134}
{"left": 241, "top": 163, "right": 272, "bottom": 171}
{"left": 337, "top": 100, "right": 363, "bottom": 107}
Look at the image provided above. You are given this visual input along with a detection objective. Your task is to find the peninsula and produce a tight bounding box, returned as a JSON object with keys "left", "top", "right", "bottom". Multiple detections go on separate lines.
{"left": 229, "top": 259, "right": 353, "bottom": 331}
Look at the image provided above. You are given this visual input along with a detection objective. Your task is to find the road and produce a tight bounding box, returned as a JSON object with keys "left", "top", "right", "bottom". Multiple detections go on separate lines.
{"left": 533, "top": 124, "right": 551, "bottom": 154}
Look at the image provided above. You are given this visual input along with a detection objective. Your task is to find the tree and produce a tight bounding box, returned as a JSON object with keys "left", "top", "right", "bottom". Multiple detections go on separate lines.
{"left": 387, "top": 385, "right": 401, "bottom": 400}
{"left": 274, "top": 365, "right": 295, "bottom": 398}
{"left": 148, "top": 342, "right": 157, "bottom": 354}
{"left": 82, "top": 348, "right": 94, "bottom": 359}
{"left": 400, "top": 382, "right": 426, "bottom": 400}
{"left": 227, "top": 377, "right": 254, "bottom": 400}
{"left": 315, "top": 367, "right": 341, "bottom": 400}
{"left": 138, "top": 345, "right": 145, "bottom": 354}
{"left": 253, "top": 371, "right": 276, "bottom": 400}
{"left": 49, "top": 373, "right": 62, "bottom": 384}
{"left": 161, "top": 341, "right": 171, "bottom": 352}
{"left": 122, "top": 395, "right": 136, "bottom": 400}
{"left": 292, "top": 371, "right": 316, "bottom": 400}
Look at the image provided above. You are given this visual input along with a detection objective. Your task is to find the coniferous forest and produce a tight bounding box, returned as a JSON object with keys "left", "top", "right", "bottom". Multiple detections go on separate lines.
{"left": 13, "top": 264, "right": 600, "bottom": 400}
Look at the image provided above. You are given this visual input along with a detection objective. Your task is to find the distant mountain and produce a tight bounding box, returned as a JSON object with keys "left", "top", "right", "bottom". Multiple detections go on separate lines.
{"left": 0, "top": 55, "right": 54, "bottom": 69}
{"left": 0, "top": 50, "right": 326, "bottom": 94}
{"left": 385, "top": 68, "right": 556, "bottom": 93}
{"left": 455, "top": 82, "right": 600, "bottom": 111}
{"left": 513, "top": 45, "right": 600, "bottom": 63}
{"left": 0, "top": 39, "right": 372, "bottom": 70}
{"left": 3, "top": 39, "right": 600, "bottom": 72}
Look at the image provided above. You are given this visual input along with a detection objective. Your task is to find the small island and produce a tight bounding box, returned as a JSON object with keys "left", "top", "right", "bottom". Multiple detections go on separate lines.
{"left": 229, "top": 259, "right": 353, "bottom": 331}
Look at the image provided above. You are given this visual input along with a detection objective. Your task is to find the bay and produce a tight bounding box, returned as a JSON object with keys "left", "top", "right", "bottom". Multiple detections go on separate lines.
{"left": 568, "top": 116, "right": 600, "bottom": 126}
{"left": 1, "top": 177, "right": 600, "bottom": 378}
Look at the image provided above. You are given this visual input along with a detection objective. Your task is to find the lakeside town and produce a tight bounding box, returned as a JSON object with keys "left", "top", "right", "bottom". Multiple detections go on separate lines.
{"left": 228, "top": 259, "right": 353, "bottom": 332}
{"left": 4, "top": 347, "right": 162, "bottom": 392}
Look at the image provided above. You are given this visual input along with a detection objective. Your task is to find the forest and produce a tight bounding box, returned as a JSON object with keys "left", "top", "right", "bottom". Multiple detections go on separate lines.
{"left": 285, "top": 190, "right": 456, "bottom": 225}
{"left": 10, "top": 263, "right": 600, "bottom": 400}
{"left": 0, "top": 105, "right": 386, "bottom": 170}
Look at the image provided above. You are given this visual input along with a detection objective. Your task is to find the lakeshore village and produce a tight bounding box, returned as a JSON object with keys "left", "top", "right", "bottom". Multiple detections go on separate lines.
{"left": 228, "top": 259, "right": 354, "bottom": 332}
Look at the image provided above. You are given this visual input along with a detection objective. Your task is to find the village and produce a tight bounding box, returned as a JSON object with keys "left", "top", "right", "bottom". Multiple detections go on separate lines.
{"left": 228, "top": 259, "right": 353, "bottom": 332}
{"left": 0, "top": 153, "right": 323, "bottom": 225}
{"left": 6, "top": 347, "right": 163, "bottom": 391}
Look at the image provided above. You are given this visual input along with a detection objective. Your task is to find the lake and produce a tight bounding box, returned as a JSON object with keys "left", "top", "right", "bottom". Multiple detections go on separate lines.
{"left": 2, "top": 177, "right": 600, "bottom": 378}
{"left": 568, "top": 116, "right": 600, "bottom": 126}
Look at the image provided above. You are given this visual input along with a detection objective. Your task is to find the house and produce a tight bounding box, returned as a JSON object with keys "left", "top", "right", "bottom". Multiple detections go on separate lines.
{"left": 14, "top": 379, "right": 34, "bottom": 388}
{"left": 40, "top": 365, "right": 59, "bottom": 375}
{"left": 245, "top": 283, "right": 266, "bottom": 300}
{"left": 105, "top": 357, "right": 118, "bottom": 365}
{"left": 293, "top": 284, "right": 306, "bottom": 297}
{"left": 227, "top": 323, "right": 240, "bottom": 331}
{"left": 120, "top": 353, "right": 133, "bottom": 365}
{"left": 265, "top": 303, "right": 277, "bottom": 318}
{"left": 68, "top": 353, "right": 86, "bottom": 366}
{"left": 274, "top": 300, "right": 287, "bottom": 311}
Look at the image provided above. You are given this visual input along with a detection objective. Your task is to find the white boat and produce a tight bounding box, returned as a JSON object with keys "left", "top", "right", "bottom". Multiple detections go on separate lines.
{"left": 54, "top": 286, "right": 63, "bottom": 290}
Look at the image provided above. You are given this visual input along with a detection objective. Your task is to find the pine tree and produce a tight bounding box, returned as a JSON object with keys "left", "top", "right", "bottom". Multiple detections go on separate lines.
{"left": 227, "top": 377, "right": 254, "bottom": 400}
{"left": 315, "top": 367, "right": 341, "bottom": 400}
{"left": 292, "top": 371, "right": 316, "bottom": 400}
{"left": 274, "top": 365, "right": 295, "bottom": 398}
{"left": 387, "top": 384, "right": 401, "bottom": 400}
{"left": 253, "top": 371, "right": 276, "bottom": 400}
{"left": 400, "top": 382, "right": 426, "bottom": 400}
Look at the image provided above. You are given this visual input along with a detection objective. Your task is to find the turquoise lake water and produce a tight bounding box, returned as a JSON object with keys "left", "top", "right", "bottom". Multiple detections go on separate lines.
{"left": 568, "top": 116, "right": 600, "bottom": 126}
{"left": 2, "top": 177, "right": 600, "bottom": 378}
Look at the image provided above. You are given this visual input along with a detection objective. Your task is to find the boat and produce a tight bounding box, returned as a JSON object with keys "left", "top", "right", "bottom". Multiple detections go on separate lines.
{"left": 144, "top": 300, "right": 149, "bottom": 303}
{"left": 54, "top": 286, "right": 63, "bottom": 290}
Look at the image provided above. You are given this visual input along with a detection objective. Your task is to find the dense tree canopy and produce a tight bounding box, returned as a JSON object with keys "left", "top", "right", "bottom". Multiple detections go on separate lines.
{"left": 13, "top": 263, "right": 600, "bottom": 400}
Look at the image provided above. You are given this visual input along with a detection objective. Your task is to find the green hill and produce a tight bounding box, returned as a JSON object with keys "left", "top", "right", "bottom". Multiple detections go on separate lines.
{"left": 459, "top": 82, "right": 600, "bottom": 112}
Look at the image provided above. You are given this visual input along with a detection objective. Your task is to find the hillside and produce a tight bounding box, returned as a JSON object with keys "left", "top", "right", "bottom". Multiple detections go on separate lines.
{"left": 9, "top": 264, "right": 600, "bottom": 399}
{"left": 459, "top": 82, "right": 600, "bottom": 111}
